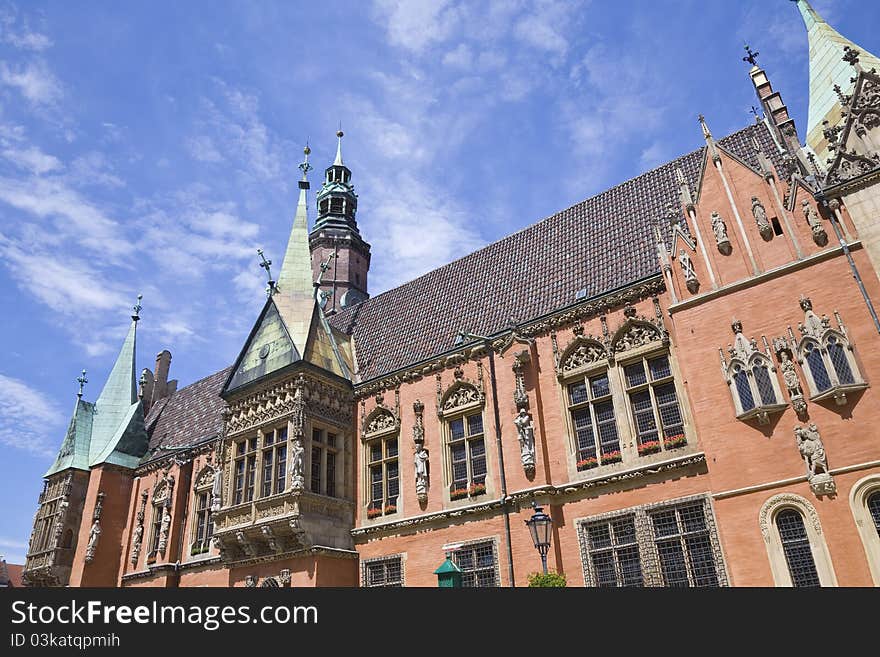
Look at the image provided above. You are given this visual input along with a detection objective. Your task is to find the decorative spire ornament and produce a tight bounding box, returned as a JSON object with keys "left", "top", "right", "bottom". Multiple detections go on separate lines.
{"left": 131, "top": 294, "right": 142, "bottom": 322}
{"left": 257, "top": 248, "right": 276, "bottom": 297}
{"left": 76, "top": 369, "right": 88, "bottom": 398}
{"left": 742, "top": 44, "right": 760, "bottom": 67}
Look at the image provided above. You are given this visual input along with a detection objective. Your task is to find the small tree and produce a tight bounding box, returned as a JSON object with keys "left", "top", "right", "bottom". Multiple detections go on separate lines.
{"left": 527, "top": 571, "right": 567, "bottom": 587}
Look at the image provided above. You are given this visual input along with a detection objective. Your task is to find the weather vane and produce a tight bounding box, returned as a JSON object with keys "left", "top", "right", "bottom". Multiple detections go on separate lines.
{"left": 299, "top": 143, "right": 313, "bottom": 180}
{"left": 77, "top": 369, "right": 88, "bottom": 398}
{"left": 257, "top": 249, "right": 277, "bottom": 296}
{"left": 132, "top": 293, "right": 143, "bottom": 321}
{"left": 743, "top": 44, "right": 760, "bottom": 67}
{"left": 750, "top": 105, "right": 761, "bottom": 120}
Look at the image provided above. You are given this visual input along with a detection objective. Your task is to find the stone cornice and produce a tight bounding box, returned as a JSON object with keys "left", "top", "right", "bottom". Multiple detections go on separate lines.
{"left": 353, "top": 275, "right": 665, "bottom": 399}
{"left": 352, "top": 451, "right": 706, "bottom": 538}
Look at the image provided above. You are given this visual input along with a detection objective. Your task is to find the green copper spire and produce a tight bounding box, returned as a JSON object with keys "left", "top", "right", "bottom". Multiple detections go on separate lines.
{"left": 795, "top": 0, "right": 880, "bottom": 161}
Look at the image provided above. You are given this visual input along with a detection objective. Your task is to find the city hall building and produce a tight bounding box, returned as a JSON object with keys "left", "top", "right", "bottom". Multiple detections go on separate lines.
{"left": 22, "top": 1, "right": 880, "bottom": 587}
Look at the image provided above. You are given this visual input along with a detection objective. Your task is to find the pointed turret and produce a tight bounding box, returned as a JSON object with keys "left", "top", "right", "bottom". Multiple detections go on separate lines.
{"left": 795, "top": 0, "right": 880, "bottom": 161}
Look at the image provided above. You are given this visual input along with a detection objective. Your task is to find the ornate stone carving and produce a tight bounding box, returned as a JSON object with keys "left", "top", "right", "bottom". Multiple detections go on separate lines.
{"left": 512, "top": 351, "right": 530, "bottom": 410}
{"left": 679, "top": 249, "right": 699, "bottom": 293}
{"left": 157, "top": 507, "right": 171, "bottom": 555}
{"left": 211, "top": 462, "right": 223, "bottom": 512}
{"left": 442, "top": 383, "right": 482, "bottom": 412}
{"left": 711, "top": 211, "right": 731, "bottom": 254}
{"left": 777, "top": 346, "right": 807, "bottom": 416}
{"left": 610, "top": 318, "right": 665, "bottom": 355}
{"left": 795, "top": 423, "right": 835, "bottom": 496}
{"left": 245, "top": 574, "right": 257, "bottom": 587}
{"left": 365, "top": 410, "right": 396, "bottom": 434}
{"left": 130, "top": 490, "right": 148, "bottom": 565}
{"left": 236, "top": 530, "right": 256, "bottom": 557}
{"left": 289, "top": 377, "right": 306, "bottom": 492}
{"left": 84, "top": 492, "right": 105, "bottom": 564}
{"left": 801, "top": 200, "right": 828, "bottom": 246}
{"left": 759, "top": 494, "right": 823, "bottom": 541}
{"left": 513, "top": 408, "right": 536, "bottom": 476}
{"left": 261, "top": 525, "right": 280, "bottom": 553}
{"left": 412, "top": 400, "right": 429, "bottom": 503}
{"left": 752, "top": 197, "right": 772, "bottom": 240}
{"left": 797, "top": 296, "right": 831, "bottom": 340}
{"left": 558, "top": 338, "right": 606, "bottom": 375}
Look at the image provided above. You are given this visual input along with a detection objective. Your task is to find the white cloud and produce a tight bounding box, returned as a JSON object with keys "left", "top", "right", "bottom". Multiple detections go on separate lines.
{"left": 186, "top": 135, "right": 224, "bottom": 163}
{"left": 443, "top": 44, "right": 473, "bottom": 69}
{"left": 639, "top": 141, "right": 667, "bottom": 170}
{"left": 68, "top": 152, "right": 125, "bottom": 189}
{"left": 0, "top": 373, "right": 65, "bottom": 458}
{"left": 2, "top": 146, "right": 62, "bottom": 174}
{"left": 0, "top": 60, "right": 62, "bottom": 105}
{"left": 4, "top": 31, "right": 52, "bottom": 51}
{"left": 514, "top": 13, "right": 569, "bottom": 57}
{"left": 372, "top": 0, "right": 462, "bottom": 53}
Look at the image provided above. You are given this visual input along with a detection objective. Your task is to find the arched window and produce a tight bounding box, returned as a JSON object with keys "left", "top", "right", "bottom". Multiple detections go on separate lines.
{"left": 733, "top": 365, "right": 755, "bottom": 412}
{"left": 826, "top": 335, "right": 855, "bottom": 384}
{"left": 752, "top": 363, "right": 778, "bottom": 405}
{"left": 803, "top": 341, "right": 831, "bottom": 392}
{"left": 362, "top": 407, "right": 400, "bottom": 520}
{"left": 191, "top": 465, "right": 216, "bottom": 557}
{"left": 439, "top": 379, "right": 488, "bottom": 501}
{"left": 721, "top": 321, "right": 786, "bottom": 425}
{"left": 849, "top": 475, "right": 880, "bottom": 585}
{"left": 759, "top": 493, "right": 837, "bottom": 587}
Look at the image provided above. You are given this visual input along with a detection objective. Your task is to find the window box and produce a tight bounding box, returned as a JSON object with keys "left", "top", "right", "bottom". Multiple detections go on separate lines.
{"left": 663, "top": 434, "right": 688, "bottom": 450}
{"left": 383, "top": 504, "right": 397, "bottom": 515}
{"left": 469, "top": 483, "right": 486, "bottom": 497}
{"left": 450, "top": 488, "right": 470, "bottom": 501}
{"left": 638, "top": 440, "right": 662, "bottom": 456}
{"left": 190, "top": 543, "right": 209, "bottom": 556}
{"left": 601, "top": 450, "right": 622, "bottom": 465}
{"left": 577, "top": 457, "right": 599, "bottom": 471}
{"left": 366, "top": 507, "right": 383, "bottom": 520}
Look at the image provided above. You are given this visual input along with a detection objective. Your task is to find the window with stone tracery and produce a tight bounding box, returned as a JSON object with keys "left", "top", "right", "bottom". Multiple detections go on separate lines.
{"left": 567, "top": 371, "right": 620, "bottom": 470}
{"left": 260, "top": 426, "right": 287, "bottom": 498}
{"left": 362, "top": 407, "right": 400, "bottom": 520}
{"left": 720, "top": 320, "right": 786, "bottom": 425}
{"left": 447, "top": 412, "right": 487, "bottom": 499}
{"left": 309, "top": 426, "right": 341, "bottom": 498}
{"left": 623, "top": 354, "right": 685, "bottom": 456}
{"left": 233, "top": 437, "right": 257, "bottom": 505}
{"left": 192, "top": 492, "right": 212, "bottom": 556}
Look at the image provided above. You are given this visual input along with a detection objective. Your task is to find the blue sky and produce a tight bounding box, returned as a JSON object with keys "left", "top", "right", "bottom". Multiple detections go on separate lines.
{"left": 1, "top": 0, "right": 877, "bottom": 565}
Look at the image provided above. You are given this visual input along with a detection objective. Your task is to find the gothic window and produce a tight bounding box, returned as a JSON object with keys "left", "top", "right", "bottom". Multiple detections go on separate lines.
{"left": 233, "top": 437, "right": 257, "bottom": 505}
{"left": 260, "top": 426, "right": 288, "bottom": 498}
{"left": 447, "top": 412, "right": 487, "bottom": 499}
{"left": 149, "top": 500, "right": 163, "bottom": 556}
{"left": 567, "top": 371, "right": 620, "bottom": 470}
{"left": 759, "top": 494, "right": 837, "bottom": 587}
{"left": 309, "top": 426, "right": 341, "bottom": 498}
{"left": 721, "top": 322, "right": 786, "bottom": 425}
{"left": 367, "top": 436, "right": 399, "bottom": 518}
{"left": 795, "top": 298, "right": 865, "bottom": 404}
{"left": 583, "top": 515, "right": 643, "bottom": 586}
{"left": 452, "top": 540, "right": 499, "bottom": 587}
{"left": 578, "top": 495, "right": 727, "bottom": 588}
{"left": 849, "top": 475, "right": 880, "bottom": 585}
{"left": 363, "top": 555, "right": 404, "bottom": 587}
{"left": 192, "top": 492, "right": 212, "bottom": 556}
{"left": 623, "top": 354, "right": 685, "bottom": 456}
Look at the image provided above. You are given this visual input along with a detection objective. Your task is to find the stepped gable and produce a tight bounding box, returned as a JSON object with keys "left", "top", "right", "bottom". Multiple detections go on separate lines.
{"left": 330, "top": 122, "right": 783, "bottom": 381}
{"left": 143, "top": 367, "right": 232, "bottom": 460}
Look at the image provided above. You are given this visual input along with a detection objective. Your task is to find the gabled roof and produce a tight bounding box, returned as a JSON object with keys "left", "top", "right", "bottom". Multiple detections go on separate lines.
{"left": 329, "top": 122, "right": 782, "bottom": 381}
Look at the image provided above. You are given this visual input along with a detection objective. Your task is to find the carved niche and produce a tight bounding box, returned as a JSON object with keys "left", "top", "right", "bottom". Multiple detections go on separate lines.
{"left": 711, "top": 211, "right": 731, "bottom": 254}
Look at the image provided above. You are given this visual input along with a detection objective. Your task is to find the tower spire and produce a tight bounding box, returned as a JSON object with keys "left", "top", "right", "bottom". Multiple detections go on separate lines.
{"left": 334, "top": 128, "right": 344, "bottom": 166}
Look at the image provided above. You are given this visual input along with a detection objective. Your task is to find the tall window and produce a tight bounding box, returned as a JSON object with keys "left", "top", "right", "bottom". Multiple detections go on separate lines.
{"left": 310, "top": 427, "right": 340, "bottom": 498}
{"left": 192, "top": 492, "right": 212, "bottom": 555}
{"left": 363, "top": 556, "right": 403, "bottom": 587}
{"left": 448, "top": 412, "right": 487, "bottom": 498}
{"left": 584, "top": 515, "right": 642, "bottom": 586}
{"left": 567, "top": 372, "right": 620, "bottom": 470}
{"left": 624, "top": 354, "right": 684, "bottom": 455}
{"left": 233, "top": 437, "right": 257, "bottom": 505}
{"left": 261, "top": 427, "right": 287, "bottom": 498}
{"left": 149, "top": 503, "right": 163, "bottom": 555}
{"left": 579, "top": 496, "right": 727, "bottom": 588}
{"left": 452, "top": 540, "right": 498, "bottom": 587}
{"left": 869, "top": 491, "right": 880, "bottom": 538}
{"left": 367, "top": 435, "right": 399, "bottom": 517}
{"left": 803, "top": 341, "right": 832, "bottom": 392}
{"left": 776, "top": 510, "right": 821, "bottom": 587}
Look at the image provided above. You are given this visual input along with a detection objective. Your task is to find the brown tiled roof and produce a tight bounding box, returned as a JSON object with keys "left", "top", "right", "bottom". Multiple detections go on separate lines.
{"left": 0, "top": 561, "right": 23, "bottom": 587}
{"left": 330, "top": 122, "right": 783, "bottom": 381}
{"left": 142, "top": 367, "right": 232, "bottom": 461}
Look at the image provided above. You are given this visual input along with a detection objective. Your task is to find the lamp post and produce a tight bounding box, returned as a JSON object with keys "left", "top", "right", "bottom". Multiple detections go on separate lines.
{"left": 525, "top": 502, "right": 552, "bottom": 575}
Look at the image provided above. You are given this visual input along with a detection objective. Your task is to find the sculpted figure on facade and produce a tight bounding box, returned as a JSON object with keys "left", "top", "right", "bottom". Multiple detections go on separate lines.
{"left": 711, "top": 211, "right": 731, "bottom": 253}
{"left": 211, "top": 462, "right": 223, "bottom": 512}
{"left": 84, "top": 520, "right": 101, "bottom": 563}
{"left": 290, "top": 438, "right": 305, "bottom": 492}
{"left": 779, "top": 350, "right": 807, "bottom": 415}
{"left": 157, "top": 507, "right": 172, "bottom": 555}
{"left": 795, "top": 423, "right": 835, "bottom": 496}
{"left": 513, "top": 407, "right": 536, "bottom": 475}
{"left": 802, "top": 199, "right": 828, "bottom": 245}
{"left": 679, "top": 249, "right": 699, "bottom": 293}
{"left": 752, "top": 197, "right": 773, "bottom": 240}
{"left": 414, "top": 446, "right": 429, "bottom": 500}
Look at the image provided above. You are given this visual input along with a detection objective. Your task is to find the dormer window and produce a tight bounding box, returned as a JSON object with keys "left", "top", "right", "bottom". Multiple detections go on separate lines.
{"left": 720, "top": 320, "right": 786, "bottom": 425}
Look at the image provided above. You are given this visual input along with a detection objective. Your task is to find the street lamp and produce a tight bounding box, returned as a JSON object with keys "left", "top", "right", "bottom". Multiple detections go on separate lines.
{"left": 525, "top": 502, "right": 552, "bottom": 575}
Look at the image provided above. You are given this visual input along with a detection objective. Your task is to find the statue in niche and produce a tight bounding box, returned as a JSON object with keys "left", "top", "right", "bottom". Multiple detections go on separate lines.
{"left": 802, "top": 199, "right": 828, "bottom": 245}
{"left": 795, "top": 423, "right": 835, "bottom": 495}
{"left": 513, "top": 407, "right": 536, "bottom": 475}
{"left": 84, "top": 520, "right": 101, "bottom": 562}
{"left": 752, "top": 197, "right": 773, "bottom": 240}
{"left": 157, "top": 507, "right": 171, "bottom": 554}
{"left": 711, "top": 211, "right": 731, "bottom": 253}
{"left": 779, "top": 351, "right": 807, "bottom": 415}
{"left": 679, "top": 250, "right": 699, "bottom": 293}
{"left": 414, "top": 445, "right": 429, "bottom": 501}
{"left": 211, "top": 463, "right": 223, "bottom": 512}
{"left": 289, "top": 438, "right": 305, "bottom": 491}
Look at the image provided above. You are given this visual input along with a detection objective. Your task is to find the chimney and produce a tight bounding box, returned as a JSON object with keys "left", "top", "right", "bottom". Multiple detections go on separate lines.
{"left": 149, "top": 350, "right": 175, "bottom": 407}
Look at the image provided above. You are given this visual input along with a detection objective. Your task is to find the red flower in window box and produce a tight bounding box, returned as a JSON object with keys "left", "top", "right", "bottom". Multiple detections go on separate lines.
{"left": 577, "top": 457, "right": 599, "bottom": 470}
{"left": 450, "top": 488, "right": 469, "bottom": 501}
{"left": 383, "top": 504, "right": 397, "bottom": 515}
{"left": 366, "top": 507, "right": 383, "bottom": 520}
{"left": 468, "top": 483, "right": 486, "bottom": 496}
{"left": 663, "top": 434, "right": 687, "bottom": 449}
{"left": 638, "top": 440, "right": 662, "bottom": 456}
{"left": 601, "top": 451, "right": 622, "bottom": 464}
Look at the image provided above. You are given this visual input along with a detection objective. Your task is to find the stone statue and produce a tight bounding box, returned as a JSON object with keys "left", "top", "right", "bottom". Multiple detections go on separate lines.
{"left": 795, "top": 423, "right": 835, "bottom": 495}
{"left": 802, "top": 199, "right": 828, "bottom": 245}
{"left": 780, "top": 352, "right": 803, "bottom": 398}
{"left": 289, "top": 438, "right": 305, "bottom": 491}
{"left": 514, "top": 407, "right": 536, "bottom": 475}
{"left": 711, "top": 211, "right": 730, "bottom": 252}
{"left": 157, "top": 507, "right": 171, "bottom": 554}
{"left": 679, "top": 250, "right": 699, "bottom": 293}
{"left": 414, "top": 445, "right": 429, "bottom": 501}
{"left": 130, "top": 522, "right": 144, "bottom": 564}
{"left": 245, "top": 574, "right": 257, "bottom": 587}
{"left": 84, "top": 520, "right": 101, "bottom": 563}
{"left": 211, "top": 463, "right": 223, "bottom": 512}
{"left": 752, "top": 197, "right": 772, "bottom": 240}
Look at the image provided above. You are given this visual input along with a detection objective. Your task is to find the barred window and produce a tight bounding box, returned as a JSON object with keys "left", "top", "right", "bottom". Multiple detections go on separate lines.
{"left": 804, "top": 342, "right": 832, "bottom": 392}
{"left": 448, "top": 412, "right": 487, "bottom": 497}
{"left": 733, "top": 366, "right": 755, "bottom": 412}
{"left": 310, "top": 427, "right": 341, "bottom": 497}
{"left": 233, "top": 437, "right": 258, "bottom": 505}
{"left": 261, "top": 426, "right": 287, "bottom": 498}
{"left": 149, "top": 503, "right": 163, "bottom": 554}
{"left": 568, "top": 372, "right": 620, "bottom": 470}
{"left": 585, "top": 516, "right": 643, "bottom": 587}
{"left": 364, "top": 556, "right": 403, "bottom": 587}
{"left": 753, "top": 364, "right": 777, "bottom": 405}
{"left": 192, "top": 492, "right": 212, "bottom": 555}
{"left": 579, "top": 497, "right": 726, "bottom": 588}
{"left": 367, "top": 435, "right": 399, "bottom": 517}
{"left": 624, "top": 354, "right": 684, "bottom": 454}
{"left": 826, "top": 336, "right": 854, "bottom": 385}
{"left": 776, "top": 510, "right": 821, "bottom": 587}
{"left": 453, "top": 541, "right": 498, "bottom": 587}
{"left": 870, "top": 491, "right": 880, "bottom": 538}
